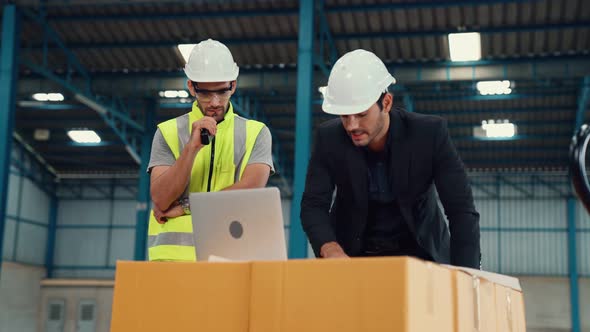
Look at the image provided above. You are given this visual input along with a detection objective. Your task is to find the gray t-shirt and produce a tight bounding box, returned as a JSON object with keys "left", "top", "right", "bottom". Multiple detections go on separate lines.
{"left": 147, "top": 125, "right": 275, "bottom": 174}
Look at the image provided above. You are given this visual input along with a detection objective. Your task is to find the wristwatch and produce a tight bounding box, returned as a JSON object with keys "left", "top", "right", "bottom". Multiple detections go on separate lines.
{"left": 178, "top": 197, "right": 191, "bottom": 215}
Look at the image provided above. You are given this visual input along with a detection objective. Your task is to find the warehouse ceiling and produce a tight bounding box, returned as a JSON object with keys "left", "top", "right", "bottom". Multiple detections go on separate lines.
{"left": 3, "top": 0, "right": 590, "bottom": 191}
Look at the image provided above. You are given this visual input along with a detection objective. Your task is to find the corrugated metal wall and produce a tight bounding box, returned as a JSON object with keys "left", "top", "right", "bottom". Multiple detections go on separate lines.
{"left": 577, "top": 199, "right": 590, "bottom": 276}
{"left": 2, "top": 142, "right": 51, "bottom": 266}
{"left": 53, "top": 182, "right": 136, "bottom": 279}
{"left": 54, "top": 188, "right": 137, "bottom": 277}
{"left": 471, "top": 173, "right": 588, "bottom": 277}
{"left": 51, "top": 179, "right": 293, "bottom": 278}
{"left": 3, "top": 164, "right": 587, "bottom": 278}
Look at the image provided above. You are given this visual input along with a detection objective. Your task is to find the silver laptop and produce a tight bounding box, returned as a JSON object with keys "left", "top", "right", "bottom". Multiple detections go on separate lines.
{"left": 189, "top": 187, "right": 288, "bottom": 261}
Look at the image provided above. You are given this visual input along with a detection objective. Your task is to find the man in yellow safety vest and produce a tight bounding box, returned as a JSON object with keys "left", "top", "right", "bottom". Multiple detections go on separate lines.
{"left": 146, "top": 39, "right": 275, "bottom": 261}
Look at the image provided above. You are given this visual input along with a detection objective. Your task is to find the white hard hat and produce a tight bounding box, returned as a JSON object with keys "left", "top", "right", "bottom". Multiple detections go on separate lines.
{"left": 319, "top": 49, "right": 396, "bottom": 115}
{"left": 183, "top": 39, "right": 239, "bottom": 82}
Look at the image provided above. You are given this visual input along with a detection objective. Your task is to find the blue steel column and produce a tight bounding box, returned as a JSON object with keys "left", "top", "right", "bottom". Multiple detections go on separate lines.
{"left": 134, "top": 100, "right": 156, "bottom": 260}
{"left": 0, "top": 5, "right": 21, "bottom": 276}
{"left": 566, "top": 197, "right": 581, "bottom": 332}
{"left": 289, "top": 0, "right": 314, "bottom": 258}
{"left": 45, "top": 195, "right": 58, "bottom": 278}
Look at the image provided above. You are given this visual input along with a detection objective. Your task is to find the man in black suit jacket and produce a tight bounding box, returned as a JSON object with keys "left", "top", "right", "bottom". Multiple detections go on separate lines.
{"left": 301, "top": 49, "right": 480, "bottom": 268}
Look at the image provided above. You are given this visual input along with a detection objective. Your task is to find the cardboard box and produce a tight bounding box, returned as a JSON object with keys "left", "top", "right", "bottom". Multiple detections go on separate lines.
{"left": 250, "top": 257, "right": 453, "bottom": 332}
{"left": 447, "top": 264, "right": 525, "bottom": 332}
{"left": 110, "top": 261, "right": 251, "bottom": 332}
{"left": 447, "top": 265, "right": 522, "bottom": 291}
{"left": 111, "top": 257, "right": 524, "bottom": 332}
{"left": 495, "top": 284, "right": 527, "bottom": 332}
{"left": 451, "top": 270, "right": 497, "bottom": 332}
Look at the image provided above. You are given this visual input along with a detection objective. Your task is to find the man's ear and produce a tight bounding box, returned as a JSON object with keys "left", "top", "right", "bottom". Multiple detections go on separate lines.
{"left": 382, "top": 92, "right": 394, "bottom": 113}
{"left": 187, "top": 80, "right": 196, "bottom": 97}
{"left": 230, "top": 80, "right": 237, "bottom": 95}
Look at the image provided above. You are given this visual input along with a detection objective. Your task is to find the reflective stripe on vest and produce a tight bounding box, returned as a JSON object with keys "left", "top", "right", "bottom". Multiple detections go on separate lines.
{"left": 147, "top": 101, "right": 265, "bottom": 261}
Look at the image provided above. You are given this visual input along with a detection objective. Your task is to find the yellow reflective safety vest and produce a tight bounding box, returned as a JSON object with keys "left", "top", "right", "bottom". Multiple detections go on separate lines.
{"left": 147, "top": 102, "right": 265, "bottom": 261}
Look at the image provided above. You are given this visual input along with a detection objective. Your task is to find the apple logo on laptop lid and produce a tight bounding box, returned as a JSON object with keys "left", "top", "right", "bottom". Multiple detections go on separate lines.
{"left": 229, "top": 220, "right": 243, "bottom": 239}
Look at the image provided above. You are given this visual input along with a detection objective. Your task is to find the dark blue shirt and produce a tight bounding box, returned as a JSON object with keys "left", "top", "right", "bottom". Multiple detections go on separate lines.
{"left": 362, "top": 127, "right": 427, "bottom": 259}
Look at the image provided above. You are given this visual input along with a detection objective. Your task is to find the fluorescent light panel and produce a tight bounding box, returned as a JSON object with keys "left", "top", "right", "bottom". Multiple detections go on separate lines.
{"left": 178, "top": 44, "right": 196, "bottom": 63}
{"left": 448, "top": 32, "right": 481, "bottom": 61}
{"left": 159, "top": 90, "right": 190, "bottom": 98}
{"left": 476, "top": 80, "right": 512, "bottom": 95}
{"left": 32, "top": 93, "right": 64, "bottom": 102}
{"left": 164, "top": 90, "right": 178, "bottom": 98}
{"left": 473, "top": 119, "right": 517, "bottom": 138}
{"left": 67, "top": 130, "right": 101, "bottom": 144}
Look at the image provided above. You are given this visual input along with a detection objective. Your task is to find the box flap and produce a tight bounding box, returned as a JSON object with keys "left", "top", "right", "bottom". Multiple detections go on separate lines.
{"left": 443, "top": 265, "right": 521, "bottom": 291}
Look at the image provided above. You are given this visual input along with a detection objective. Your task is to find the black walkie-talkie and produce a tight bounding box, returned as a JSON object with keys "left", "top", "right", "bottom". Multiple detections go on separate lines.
{"left": 200, "top": 128, "right": 211, "bottom": 145}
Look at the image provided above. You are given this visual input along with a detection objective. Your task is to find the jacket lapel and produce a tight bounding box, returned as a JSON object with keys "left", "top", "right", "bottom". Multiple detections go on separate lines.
{"left": 346, "top": 142, "right": 368, "bottom": 209}
{"left": 389, "top": 110, "right": 411, "bottom": 197}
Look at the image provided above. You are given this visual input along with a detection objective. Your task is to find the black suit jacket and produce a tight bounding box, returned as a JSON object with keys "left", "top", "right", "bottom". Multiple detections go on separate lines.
{"left": 300, "top": 109, "right": 481, "bottom": 268}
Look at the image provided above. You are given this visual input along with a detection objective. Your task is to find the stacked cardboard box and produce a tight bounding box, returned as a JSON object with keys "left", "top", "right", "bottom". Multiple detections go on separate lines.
{"left": 110, "top": 257, "right": 525, "bottom": 332}
{"left": 449, "top": 265, "right": 525, "bottom": 332}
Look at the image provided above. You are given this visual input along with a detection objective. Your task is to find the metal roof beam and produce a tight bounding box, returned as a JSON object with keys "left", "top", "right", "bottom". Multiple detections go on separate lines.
{"left": 454, "top": 134, "right": 571, "bottom": 141}
{"left": 265, "top": 107, "right": 574, "bottom": 120}
{"left": 10, "top": 133, "right": 57, "bottom": 195}
{"left": 20, "top": 54, "right": 581, "bottom": 77}
{"left": 531, "top": 175, "right": 569, "bottom": 196}
{"left": 38, "top": 151, "right": 131, "bottom": 158}
{"left": 470, "top": 182, "right": 499, "bottom": 199}
{"left": 32, "top": 22, "right": 590, "bottom": 49}
{"left": 333, "top": 22, "right": 590, "bottom": 40}
{"left": 452, "top": 120, "right": 572, "bottom": 127}
{"left": 457, "top": 147, "right": 566, "bottom": 153}
{"left": 499, "top": 176, "right": 534, "bottom": 197}
{"left": 326, "top": 0, "right": 540, "bottom": 12}
{"left": 314, "top": 0, "right": 338, "bottom": 78}
{"left": 17, "top": 55, "right": 590, "bottom": 91}
{"left": 437, "top": 120, "right": 571, "bottom": 128}
{"left": 44, "top": 0, "right": 537, "bottom": 21}
{"left": 422, "top": 107, "right": 574, "bottom": 116}
{"left": 271, "top": 120, "right": 573, "bottom": 130}
{"left": 21, "top": 8, "right": 144, "bottom": 164}
{"left": 17, "top": 101, "right": 81, "bottom": 110}
{"left": 414, "top": 92, "right": 576, "bottom": 101}
{"left": 47, "top": 158, "right": 137, "bottom": 169}
{"left": 47, "top": 8, "right": 298, "bottom": 21}
{"left": 463, "top": 158, "right": 567, "bottom": 165}
{"left": 35, "top": 141, "right": 125, "bottom": 147}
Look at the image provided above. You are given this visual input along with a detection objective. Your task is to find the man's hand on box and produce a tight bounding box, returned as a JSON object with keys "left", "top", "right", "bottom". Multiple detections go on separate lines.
{"left": 320, "top": 242, "right": 350, "bottom": 259}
